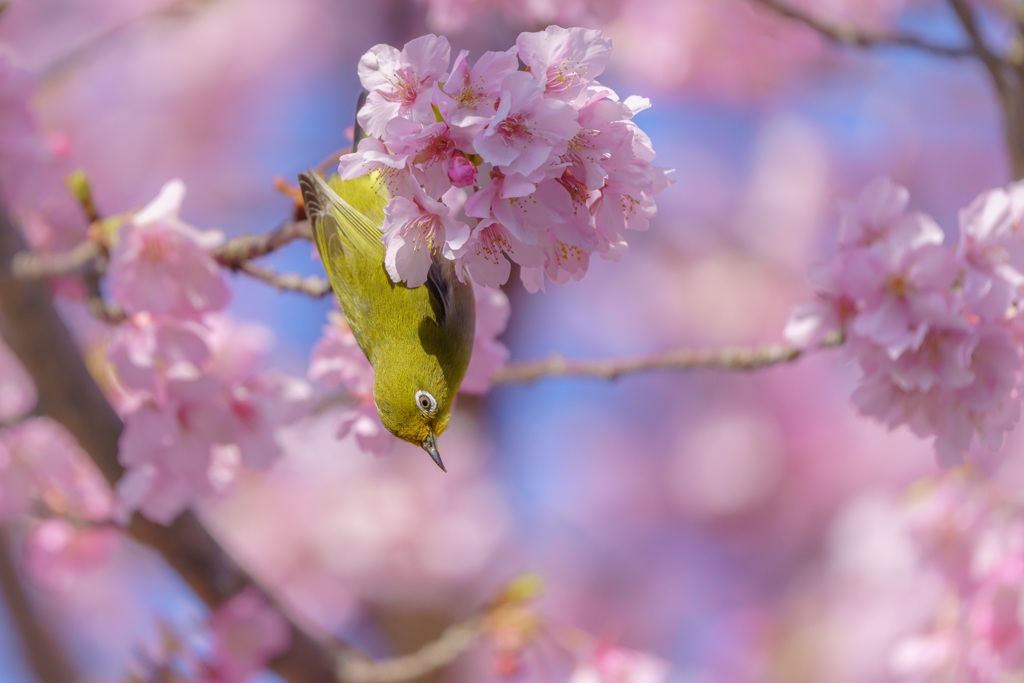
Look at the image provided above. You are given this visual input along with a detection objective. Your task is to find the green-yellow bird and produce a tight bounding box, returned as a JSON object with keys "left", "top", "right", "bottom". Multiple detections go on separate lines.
{"left": 298, "top": 171, "right": 476, "bottom": 472}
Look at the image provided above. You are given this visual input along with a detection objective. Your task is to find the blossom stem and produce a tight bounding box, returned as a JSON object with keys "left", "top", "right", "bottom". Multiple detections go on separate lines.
{"left": 337, "top": 615, "right": 485, "bottom": 683}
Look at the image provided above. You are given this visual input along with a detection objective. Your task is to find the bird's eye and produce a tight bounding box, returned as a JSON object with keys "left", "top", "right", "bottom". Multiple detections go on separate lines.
{"left": 415, "top": 390, "right": 438, "bottom": 415}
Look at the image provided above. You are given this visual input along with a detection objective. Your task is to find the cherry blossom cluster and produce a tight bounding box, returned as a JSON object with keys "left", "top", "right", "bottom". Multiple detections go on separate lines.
{"left": 308, "top": 284, "right": 510, "bottom": 454}
{"left": 786, "top": 178, "right": 1024, "bottom": 464}
{"left": 338, "top": 26, "right": 670, "bottom": 291}
{"left": 129, "top": 588, "right": 289, "bottom": 683}
{"left": 891, "top": 473, "right": 1024, "bottom": 682}
{"left": 106, "top": 181, "right": 311, "bottom": 523}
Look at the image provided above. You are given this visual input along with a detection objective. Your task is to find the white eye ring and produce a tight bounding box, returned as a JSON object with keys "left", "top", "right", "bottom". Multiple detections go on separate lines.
{"left": 415, "top": 390, "right": 438, "bottom": 415}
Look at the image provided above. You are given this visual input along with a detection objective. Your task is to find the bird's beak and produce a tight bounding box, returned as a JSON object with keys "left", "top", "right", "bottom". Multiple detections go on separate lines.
{"left": 422, "top": 430, "right": 446, "bottom": 473}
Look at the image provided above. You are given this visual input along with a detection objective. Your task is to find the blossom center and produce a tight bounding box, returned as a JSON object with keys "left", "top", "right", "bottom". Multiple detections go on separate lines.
{"left": 497, "top": 114, "right": 533, "bottom": 144}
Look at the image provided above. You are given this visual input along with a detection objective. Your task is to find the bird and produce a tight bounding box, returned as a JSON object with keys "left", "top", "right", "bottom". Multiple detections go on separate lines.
{"left": 298, "top": 170, "right": 476, "bottom": 471}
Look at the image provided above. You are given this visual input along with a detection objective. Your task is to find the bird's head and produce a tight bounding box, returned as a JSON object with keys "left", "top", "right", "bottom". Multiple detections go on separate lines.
{"left": 372, "top": 363, "right": 455, "bottom": 472}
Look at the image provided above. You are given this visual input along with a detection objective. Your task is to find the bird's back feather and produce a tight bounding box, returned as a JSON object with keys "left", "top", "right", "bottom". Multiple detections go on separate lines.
{"left": 298, "top": 170, "right": 476, "bottom": 441}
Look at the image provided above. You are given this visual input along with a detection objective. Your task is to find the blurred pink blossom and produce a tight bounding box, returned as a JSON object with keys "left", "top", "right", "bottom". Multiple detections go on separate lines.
{"left": 107, "top": 314, "right": 211, "bottom": 401}
{"left": 461, "top": 284, "right": 510, "bottom": 393}
{"left": 203, "top": 588, "right": 290, "bottom": 683}
{"left": 568, "top": 644, "right": 670, "bottom": 683}
{"left": 788, "top": 178, "right": 1024, "bottom": 463}
{"left": 0, "top": 418, "right": 112, "bottom": 521}
{"left": 108, "top": 180, "right": 229, "bottom": 318}
{"left": 357, "top": 34, "right": 452, "bottom": 138}
{"left": 23, "top": 519, "right": 120, "bottom": 591}
{"left": 117, "top": 368, "right": 308, "bottom": 523}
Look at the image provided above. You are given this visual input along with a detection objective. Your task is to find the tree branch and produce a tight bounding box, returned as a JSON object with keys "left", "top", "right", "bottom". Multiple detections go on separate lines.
{"left": 0, "top": 528, "right": 77, "bottom": 683}
{"left": 947, "top": 0, "right": 1024, "bottom": 180}
{"left": 751, "top": 0, "right": 978, "bottom": 58}
{"left": 0, "top": 205, "right": 338, "bottom": 683}
{"left": 492, "top": 333, "right": 844, "bottom": 384}
{"left": 230, "top": 261, "right": 332, "bottom": 298}
{"left": 213, "top": 220, "right": 313, "bottom": 268}
{"left": 948, "top": 0, "right": 1011, "bottom": 95}
{"left": 337, "top": 616, "right": 485, "bottom": 683}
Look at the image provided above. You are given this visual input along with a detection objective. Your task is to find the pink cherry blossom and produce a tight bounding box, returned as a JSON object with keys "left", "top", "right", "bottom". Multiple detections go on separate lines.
{"left": 461, "top": 285, "right": 510, "bottom": 393}
{"left": 568, "top": 644, "right": 670, "bottom": 683}
{"left": 472, "top": 70, "right": 580, "bottom": 179}
{"left": 846, "top": 235, "right": 959, "bottom": 360}
{"left": 439, "top": 48, "right": 519, "bottom": 129}
{"left": 336, "top": 402, "right": 396, "bottom": 456}
{"left": 383, "top": 186, "right": 471, "bottom": 287}
{"left": 203, "top": 315, "right": 277, "bottom": 385}
{"left": 309, "top": 313, "right": 396, "bottom": 455}
{"left": 456, "top": 220, "right": 545, "bottom": 287}
{"left": 108, "top": 180, "right": 229, "bottom": 318}
{"left": 225, "top": 372, "right": 312, "bottom": 469}
{"left": 783, "top": 260, "right": 858, "bottom": 347}
{"left": 0, "top": 418, "right": 112, "bottom": 522}
{"left": 309, "top": 311, "right": 375, "bottom": 398}
{"left": 356, "top": 34, "right": 451, "bottom": 138}
{"left": 337, "top": 130, "right": 411, "bottom": 188}
{"left": 341, "top": 29, "right": 668, "bottom": 289}
{"left": 464, "top": 172, "right": 562, "bottom": 246}
{"left": 517, "top": 26, "right": 613, "bottom": 102}
{"left": 837, "top": 177, "right": 912, "bottom": 248}
{"left": 968, "top": 559, "right": 1024, "bottom": 679}
{"left": 789, "top": 178, "right": 1024, "bottom": 463}
{"left": 447, "top": 152, "right": 477, "bottom": 188}
{"left": 203, "top": 588, "right": 290, "bottom": 683}
{"left": 957, "top": 181, "right": 1024, "bottom": 322}
{"left": 107, "top": 314, "right": 211, "bottom": 401}
{"left": 116, "top": 377, "right": 234, "bottom": 523}
{"left": 23, "top": 519, "right": 120, "bottom": 591}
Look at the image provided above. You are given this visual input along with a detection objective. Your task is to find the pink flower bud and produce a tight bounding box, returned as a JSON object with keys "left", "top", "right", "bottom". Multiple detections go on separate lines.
{"left": 447, "top": 153, "right": 477, "bottom": 188}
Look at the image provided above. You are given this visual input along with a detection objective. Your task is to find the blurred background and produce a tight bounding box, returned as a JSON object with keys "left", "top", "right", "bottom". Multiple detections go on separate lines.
{"left": 0, "top": 0, "right": 1019, "bottom": 681}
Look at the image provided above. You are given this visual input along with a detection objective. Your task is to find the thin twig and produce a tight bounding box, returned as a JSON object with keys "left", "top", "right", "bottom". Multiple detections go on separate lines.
{"left": 492, "top": 332, "right": 844, "bottom": 384}
{"left": 12, "top": 219, "right": 312, "bottom": 281}
{"left": 0, "top": 528, "right": 78, "bottom": 683}
{"left": 10, "top": 241, "right": 101, "bottom": 279}
{"left": 947, "top": 0, "right": 1024, "bottom": 180}
{"left": 231, "top": 261, "right": 332, "bottom": 297}
{"left": 751, "top": 0, "right": 978, "bottom": 58}
{"left": 213, "top": 220, "right": 313, "bottom": 268}
{"left": 948, "top": 0, "right": 1011, "bottom": 95}
{"left": 337, "top": 616, "right": 485, "bottom": 683}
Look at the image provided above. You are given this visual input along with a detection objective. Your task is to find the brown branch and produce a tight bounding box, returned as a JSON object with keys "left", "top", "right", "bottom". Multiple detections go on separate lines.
{"left": 948, "top": 0, "right": 1011, "bottom": 94}
{"left": 337, "top": 616, "right": 485, "bottom": 683}
{"left": 231, "top": 261, "right": 331, "bottom": 298}
{"left": 213, "top": 220, "right": 312, "bottom": 268}
{"left": 492, "top": 333, "right": 844, "bottom": 384}
{"left": 10, "top": 240, "right": 101, "bottom": 280}
{"left": 0, "top": 528, "right": 78, "bottom": 683}
{"left": 947, "top": 0, "right": 1024, "bottom": 180}
{"left": 751, "top": 0, "right": 977, "bottom": 58}
{"left": 0, "top": 205, "right": 339, "bottom": 683}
